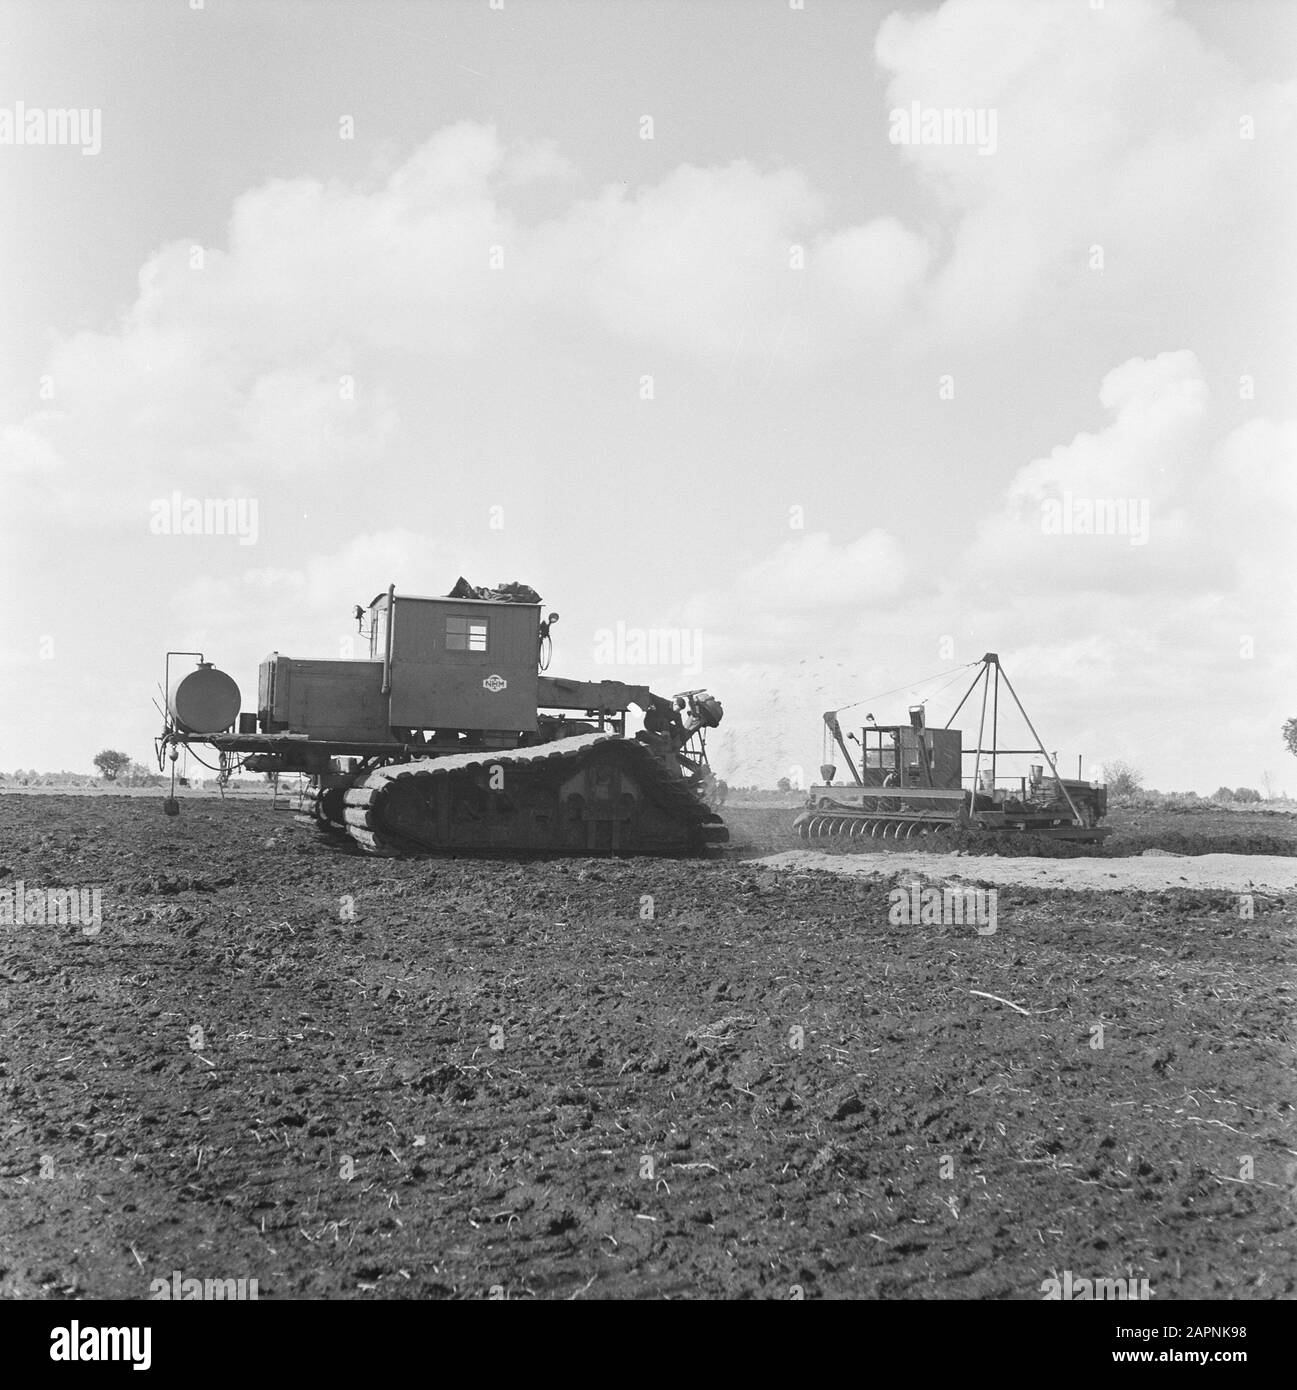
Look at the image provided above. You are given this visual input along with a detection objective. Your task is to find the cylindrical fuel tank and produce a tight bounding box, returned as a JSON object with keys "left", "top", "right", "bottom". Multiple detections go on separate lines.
{"left": 168, "top": 663, "right": 241, "bottom": 735}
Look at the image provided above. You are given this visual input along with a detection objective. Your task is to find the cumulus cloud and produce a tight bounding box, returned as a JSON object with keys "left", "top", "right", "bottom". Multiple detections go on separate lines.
{"left": 1212, "top": 417, "right": 1297, "bottom": 527}
{"left": 672, "top": 530, "right": 918, "bottom": 680}
{"left": 120, "top": 122, "right": 930, "bottom": 378}
{"left": 876, "top": 0, "right": 1296, "bottom": 335}
{"left": 960, "top": 352, "right": 1296, "bottom": 612}
{"left": 9, "top": 0, "right": 1289, "bottom": 541}
{"left": 1199, "top": 417, "right": 1297, "bottom": 636}
{"left": 964, "top": 350, "right": 1210, "bottom": 588}
{"left": 0, "top": 118, "right": 940, "bottom": 554}
{"left": 735, "top": 529, "right": 912, "bottom": 612}
{"left": 171, "top": 528, "right": 473, "bottom": 630}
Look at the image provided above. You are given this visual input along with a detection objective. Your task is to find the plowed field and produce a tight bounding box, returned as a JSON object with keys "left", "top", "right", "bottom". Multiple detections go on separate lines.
{"left": 1, "top": 794, "right": 1293, "bottom": 1299}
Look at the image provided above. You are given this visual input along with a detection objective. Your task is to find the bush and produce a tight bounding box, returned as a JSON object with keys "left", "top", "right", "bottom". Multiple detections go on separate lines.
{"left": 1211, "top": 786, "right": 1233, "bottom": 802}
{"left": 93, "top": 749, "right": 131, "bottom": 781}
{"left": 1156, "top": 791, "right": 1204, "bottom": 810}
{"left": 1102, "top": 759, "right": 1142, "bottom": 798}
{"left": 1233, "top": 787, "right": 1262, "bottom": 804}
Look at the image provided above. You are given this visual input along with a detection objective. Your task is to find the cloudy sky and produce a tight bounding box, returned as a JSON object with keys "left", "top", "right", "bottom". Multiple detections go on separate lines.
{"left": 2, "top": 0, "right": 1293, "bottom": 792}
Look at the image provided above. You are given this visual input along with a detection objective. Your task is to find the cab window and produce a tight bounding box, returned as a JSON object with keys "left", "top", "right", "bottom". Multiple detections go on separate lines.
{"left": 446, "top": 616, "right": 488, "bottom": 652}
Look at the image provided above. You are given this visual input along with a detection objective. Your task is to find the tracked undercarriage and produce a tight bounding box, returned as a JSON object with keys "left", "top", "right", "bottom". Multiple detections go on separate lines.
{"left": 338, "top": 733, "right": 727, "bottom": 856}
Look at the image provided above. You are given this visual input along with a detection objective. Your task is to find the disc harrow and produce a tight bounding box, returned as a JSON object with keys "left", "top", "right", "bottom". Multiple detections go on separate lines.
{"left": 794, "top": 809, "right": 959, "bottom": 843}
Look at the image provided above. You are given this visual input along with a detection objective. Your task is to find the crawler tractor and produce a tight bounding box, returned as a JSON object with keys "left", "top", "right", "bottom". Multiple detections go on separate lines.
{"left": 156, "top": 580, "right": 726, "bottom": 855}
{"left": 794, "top": 653, "right": 1108, "bottom": 844}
